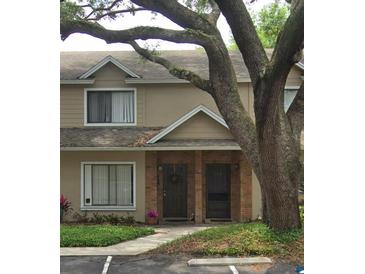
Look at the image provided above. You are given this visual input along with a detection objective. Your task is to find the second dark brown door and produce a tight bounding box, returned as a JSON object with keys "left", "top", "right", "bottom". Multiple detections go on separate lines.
{"left": 206, "top": 164, "right": 231, "bottom": 219}
{"left": 163, "top": 164, "right": 187, "bottom": 218}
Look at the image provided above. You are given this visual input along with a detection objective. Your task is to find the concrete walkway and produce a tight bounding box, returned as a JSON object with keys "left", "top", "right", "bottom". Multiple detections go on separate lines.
{"left": 60, "top": 225, "right": 210, "bottom": 256}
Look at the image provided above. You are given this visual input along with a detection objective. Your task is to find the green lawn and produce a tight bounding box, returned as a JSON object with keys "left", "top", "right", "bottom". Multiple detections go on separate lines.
{"left": 154, "top": 208, "right": 304, "bottom": 263}
{"left": 61, "top": 225, "right": 154, "bottom": 247}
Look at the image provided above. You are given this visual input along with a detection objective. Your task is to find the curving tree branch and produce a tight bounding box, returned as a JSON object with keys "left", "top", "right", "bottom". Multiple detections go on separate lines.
{"left": 270, "top": 0, "right": 304, "bottom": 77}
{"left": 60, "top": 19, "right": 207, "bottom": 46}
{"left": 86, "top": 7, "right": 146, "bottom": 21}
{"left": 205, "top": 0, "right": 220, "bottom": 25}
{"left": 132, "top": 0, "right": 214, "bottom": 33}
{"left": 128, "top": 41, "right": 212, "bottom": 93}
{"left": 214, "top": 0, "right": 268, "bottom": 86}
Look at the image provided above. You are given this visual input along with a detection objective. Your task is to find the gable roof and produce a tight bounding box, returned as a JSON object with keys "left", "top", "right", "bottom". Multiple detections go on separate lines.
{"left": 147, "top": 105, "right": 228, "bottom": 144}
{"left": 61, "top": 50, "right": 304, "bottom": 81}
{"left": 78, "top": 55, "right": 140, "bottom": 79}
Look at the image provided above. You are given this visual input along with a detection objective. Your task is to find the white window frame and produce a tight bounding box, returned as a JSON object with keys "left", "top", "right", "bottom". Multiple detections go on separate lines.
{"left": 84, "top": 88, "right": 137, "bottom": 126}
{"left": 284, "top": 85, "right": 300, "bottom": 112}
{"left": 80, "top": 161, "right": 137, "bottom": 211}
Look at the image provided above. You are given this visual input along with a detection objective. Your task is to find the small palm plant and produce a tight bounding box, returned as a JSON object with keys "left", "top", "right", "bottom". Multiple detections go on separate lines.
{"left": 60, "top": 194, "right": 71, "bottom": 222}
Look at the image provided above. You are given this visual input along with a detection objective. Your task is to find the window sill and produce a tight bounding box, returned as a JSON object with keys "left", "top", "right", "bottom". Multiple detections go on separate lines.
{"left": 84, "top": 123, "right": 137, "bottom": 127}
{"left": 80, "top": 206, "right": 136, "bottom": 211}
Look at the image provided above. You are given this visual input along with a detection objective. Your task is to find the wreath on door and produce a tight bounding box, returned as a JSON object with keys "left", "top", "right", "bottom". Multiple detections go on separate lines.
{"left": 170, "top": 173, "right": 179, "bottom": 183}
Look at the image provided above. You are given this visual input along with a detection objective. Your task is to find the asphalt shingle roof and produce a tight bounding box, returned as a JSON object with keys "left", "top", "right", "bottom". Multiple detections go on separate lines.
{"left": 60, "top": 127, "right": 240, "bottom": 148}
{"left": 61, "top": 127, "right": 162, "bottom": 148}
{"left": 60, "top": 50, "right": 252, "bottom": 80}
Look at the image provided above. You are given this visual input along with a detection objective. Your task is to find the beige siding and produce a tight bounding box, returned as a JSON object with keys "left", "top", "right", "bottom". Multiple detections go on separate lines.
{"left": 60, "top": 151, "right": 146, "bottom": 222}
{"left": 143, "top": 83, "right": 250, "bottom": 127}
{"left": 163, "top": 112, "right": 233, "bottom": 140}
{"left": 61, "top": 65, "right": 302, "bottom": 128}
{"left": 60, "top": 63, "right": 144, "bottom": 127}
{"left": 92, "top": 63, "right": 126, "bottom": 88}
{"left": 60, "top": 85, "right": 84, "bottom": 127}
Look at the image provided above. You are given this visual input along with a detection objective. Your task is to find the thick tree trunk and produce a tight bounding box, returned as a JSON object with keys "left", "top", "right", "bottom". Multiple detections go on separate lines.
{"left": 255, "top": 81, "right": 302, "bottom": 229}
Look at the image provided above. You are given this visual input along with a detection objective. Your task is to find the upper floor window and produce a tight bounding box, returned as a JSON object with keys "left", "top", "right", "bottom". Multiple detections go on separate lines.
{"left": 85, "top": 89, "right": 136, "bottom": 125}
{"left": 284, "top": 88, "right": 299, "bottom": 112}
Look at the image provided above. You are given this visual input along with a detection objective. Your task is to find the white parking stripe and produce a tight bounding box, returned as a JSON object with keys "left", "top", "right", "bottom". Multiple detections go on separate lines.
{"left": 102, "top": 256, "right": 112, "bottom": 274}
{"left": 229, "top": 265, "right": 239, "bottom": 274}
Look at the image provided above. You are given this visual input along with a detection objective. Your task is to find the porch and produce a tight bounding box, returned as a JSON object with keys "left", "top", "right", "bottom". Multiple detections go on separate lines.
{"left": 145, "top": 150, "right": 252, "bottom": 224}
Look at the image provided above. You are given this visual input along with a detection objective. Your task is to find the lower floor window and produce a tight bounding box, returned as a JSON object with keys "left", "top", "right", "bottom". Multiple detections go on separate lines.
{"left": 83, "top": 163, "right": 134, "bottom": 207}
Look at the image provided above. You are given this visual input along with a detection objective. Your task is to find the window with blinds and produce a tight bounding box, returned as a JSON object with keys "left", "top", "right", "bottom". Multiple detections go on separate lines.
{"left": 83, "top": 163, "right": 134, "bottom": 207}
{"left": 87, "top": 90, "right": 135, "bottom": 124}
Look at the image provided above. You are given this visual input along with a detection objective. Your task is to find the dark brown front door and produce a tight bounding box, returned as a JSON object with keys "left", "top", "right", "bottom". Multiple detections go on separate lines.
{"left": 163, "top": 164, "right": 187, "bottom": 218}
{"left": 206, "top": 164, "right": 231, "bottom": 219}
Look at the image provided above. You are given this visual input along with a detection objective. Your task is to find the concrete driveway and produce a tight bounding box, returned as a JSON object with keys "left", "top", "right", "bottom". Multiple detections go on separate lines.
{"left": 61, "top": 255, "right": 298, "bottom": 274}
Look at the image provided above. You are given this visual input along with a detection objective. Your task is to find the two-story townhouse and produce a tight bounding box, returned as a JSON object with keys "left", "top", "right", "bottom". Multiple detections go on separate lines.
{"left": 60, "top": 50, "right": 303, "bottom": 224}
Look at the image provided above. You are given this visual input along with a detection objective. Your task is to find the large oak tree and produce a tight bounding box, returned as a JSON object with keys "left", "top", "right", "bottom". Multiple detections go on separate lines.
{"left": 61, "top": 0, "right": 304, "bottom": 230}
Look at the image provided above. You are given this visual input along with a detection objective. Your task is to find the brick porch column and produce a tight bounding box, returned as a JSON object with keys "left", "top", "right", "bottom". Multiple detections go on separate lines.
{"left": 145, "top": 151, "right": 158, "bottom": 223}
{"left": 194, "top": 150, "right": 203, "bottom": 223}
{"left": 239, "top": 152, "right": 252, "bottom": 221}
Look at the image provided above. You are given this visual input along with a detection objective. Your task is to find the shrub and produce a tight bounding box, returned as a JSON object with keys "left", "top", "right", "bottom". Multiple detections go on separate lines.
{"left": 91, "top": 213, "right": 105, "bottom": 224}
{"left": 104, "top": 214, "right": 121, "bottom": 225}
{"left": 72, "top": 211, "right": 90, "bottom": 223}
{"left": 60, "top": 194, "right": 72, "bottom": 222}
{"left": 124, "top": 215, "right": 136, "bottom": 225}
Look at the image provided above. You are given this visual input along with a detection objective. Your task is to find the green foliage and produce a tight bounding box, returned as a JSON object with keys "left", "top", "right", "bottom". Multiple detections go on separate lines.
{"left": 60, "top": 224, "right": 154, "bottom": 247}
{"left": 89, "top": 213, "right": 136, "bottom": 225}
{"left": 227, "top": 0, "right": 289, "bottom": 49}
{"left": 60, "top": 1, "right": 85, "bottom": 21}
{"left": 156, "top": 221, "right": 303, "bottom": 259}
{"left": 71, "top": 211, "right": 90, "bottom": 223}
{"left": 253, "top": 0, "right": 289, "bottom": 48}
{"left": 183, "top": 0, "right": 210, "bottom": 14}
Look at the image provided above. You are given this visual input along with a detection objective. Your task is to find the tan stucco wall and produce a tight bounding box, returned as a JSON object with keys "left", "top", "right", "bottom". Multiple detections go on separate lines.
{"left": 163, "top": 112, "right": 233, "bottom": 140}
{"left": 60, "top": 151, "right": 146, "bottom": 222}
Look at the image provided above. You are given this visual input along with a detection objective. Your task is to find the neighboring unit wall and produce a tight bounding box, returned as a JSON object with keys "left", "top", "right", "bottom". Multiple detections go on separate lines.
{"left": 60, "top": 151, "right": 146, "bottom": 222}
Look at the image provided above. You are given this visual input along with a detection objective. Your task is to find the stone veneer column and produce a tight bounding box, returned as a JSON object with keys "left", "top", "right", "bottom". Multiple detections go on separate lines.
{"left": 194, "top": 151, "right": 203, "bottom": 223}
{"left": 145, "top": 151, "right": 158, "bottom": 223}
{"left": 239, "top": 152, "right": 252, "bottom": 220}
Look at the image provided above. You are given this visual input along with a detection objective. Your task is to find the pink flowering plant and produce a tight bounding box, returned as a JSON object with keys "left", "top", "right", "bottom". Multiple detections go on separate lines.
{"left": 147, "top": 210, "right": 158, "bottom": 218}
{"left": 60, "top": 194, "right": 72, "bottom": 222}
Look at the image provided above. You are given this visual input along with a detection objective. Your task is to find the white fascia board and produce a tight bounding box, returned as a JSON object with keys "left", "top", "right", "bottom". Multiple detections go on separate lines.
{"left": 61, "top": 145, "right": 241, "bottom": 151}
{"left": 146, "top": 105, "right": 228, "bottom": 144}
{"left": 79, "top": 56, "right": 140, "bottom": 79}
{"left": 125, "top": 78, "right": 251, "bottom": 84}
{"left": 295, "top": 62, "right": 304, "bottom": 70}
{"left": 60, "top": 79, "right": 95, "bottom": 85}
